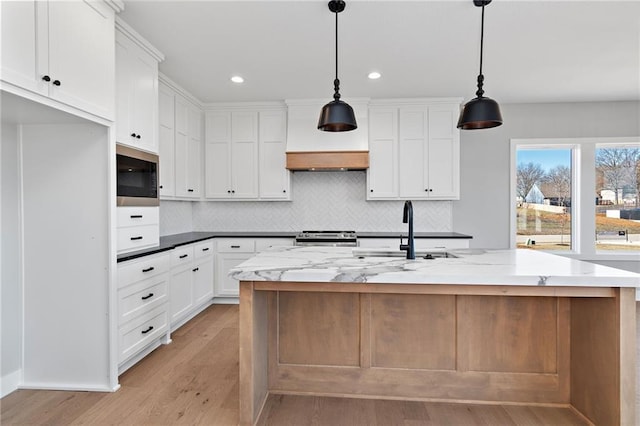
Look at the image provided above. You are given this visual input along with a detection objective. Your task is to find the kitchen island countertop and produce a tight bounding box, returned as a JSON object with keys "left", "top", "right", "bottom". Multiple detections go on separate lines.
{"left": 230, "top": 246, "right": 640, "bottom": 288}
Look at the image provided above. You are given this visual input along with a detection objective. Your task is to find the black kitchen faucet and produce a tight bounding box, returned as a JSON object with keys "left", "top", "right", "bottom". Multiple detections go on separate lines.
{"left": 399, "top": 200, "right": 415, "bottom": 260}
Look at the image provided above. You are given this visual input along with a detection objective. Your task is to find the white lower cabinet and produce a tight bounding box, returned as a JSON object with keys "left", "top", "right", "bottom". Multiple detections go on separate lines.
{"left": 214, "top": 237, "right": 293, "bottom": 298}
{"left": 169, "top": 240, "right": 215, "bottom": 327}
{"left": 117, "top": 251, "right": 171, "bottom": 367}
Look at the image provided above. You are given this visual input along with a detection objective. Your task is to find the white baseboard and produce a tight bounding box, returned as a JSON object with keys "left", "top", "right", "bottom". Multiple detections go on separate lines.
{"left": 1, "top": 369, "right": 21, "bottom": 398}
{"left": 18, "top": 382, "right": 114, "bottom": 392}
{"left": 212, "top": 297, "right": 239, "bottom": 305}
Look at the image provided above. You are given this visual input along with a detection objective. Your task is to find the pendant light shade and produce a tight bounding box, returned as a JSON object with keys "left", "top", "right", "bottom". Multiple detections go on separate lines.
{"left": 458, "top": 0, "right": 502, "bottom": 130}
{"left": 318, "top": 0, "right": 357, "bottom": 132}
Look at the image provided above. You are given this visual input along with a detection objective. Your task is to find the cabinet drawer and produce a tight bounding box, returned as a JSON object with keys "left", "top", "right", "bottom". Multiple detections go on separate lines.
{"left": 118, "top": 252, "right": 170, "bottom": 288}
{"left": 216, "top": 238, "right": 255, "bottom": 253}
{"left": 117, "top": 225, "right": 159, "bottom": 253}
{"left": 255, "top": 238, "right": 294, "bottom": 252}
{"left": 194, "top": 240, "right": 214, "bottom": 259}
{"left": 117, "top": 206, "right": 159, "bottom": 227}
{"left": 118, "top": 275, "right": 169, "bottom": 325}
{"left": 171, "top": 245, "right": 195, "bottom": 267}
{"left": 118, "top": 304, "right": 168, "bottom": 364}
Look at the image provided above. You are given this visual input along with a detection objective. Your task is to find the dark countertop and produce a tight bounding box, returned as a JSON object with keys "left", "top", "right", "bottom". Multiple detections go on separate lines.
{"left": 117, "top": 231, "right": 472, "bottom": 263}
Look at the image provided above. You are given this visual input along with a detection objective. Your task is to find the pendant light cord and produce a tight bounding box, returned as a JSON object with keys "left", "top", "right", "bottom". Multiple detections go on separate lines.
{"left": 475, "top": 2, "right": 486, "bottom": 98}
{"left": 333, "top": 9, "right": 341, "bottom": 101}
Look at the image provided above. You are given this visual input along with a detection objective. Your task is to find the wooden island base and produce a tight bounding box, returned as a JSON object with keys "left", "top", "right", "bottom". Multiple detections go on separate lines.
{"left": 239, "top": 281, "right": 636, "bottom": 426}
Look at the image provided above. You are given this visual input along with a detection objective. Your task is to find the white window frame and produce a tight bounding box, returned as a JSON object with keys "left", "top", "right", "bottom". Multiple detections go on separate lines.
{"left": 510, "top": 137, "right": 640, "bottom": 261}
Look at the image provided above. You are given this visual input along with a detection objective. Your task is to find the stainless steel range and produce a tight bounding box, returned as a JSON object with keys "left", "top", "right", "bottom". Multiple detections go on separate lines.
{"left": 295, "top": 230, "right": 357, "bottom": 247}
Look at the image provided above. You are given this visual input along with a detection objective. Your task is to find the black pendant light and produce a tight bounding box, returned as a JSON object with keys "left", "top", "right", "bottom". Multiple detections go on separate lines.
{"left": 318, "top": 0, "right": 357, "bottom": 132}
{"left": 458, "top": 0, "right": 503, "bottom": 130}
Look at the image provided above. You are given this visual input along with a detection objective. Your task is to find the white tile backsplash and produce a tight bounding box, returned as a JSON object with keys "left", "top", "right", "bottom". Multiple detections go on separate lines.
{"left": 160, "top": 172, "right": 452, "bottom": 234}
{"left": 159, "top": 200, "right": 193, "bottom": 236}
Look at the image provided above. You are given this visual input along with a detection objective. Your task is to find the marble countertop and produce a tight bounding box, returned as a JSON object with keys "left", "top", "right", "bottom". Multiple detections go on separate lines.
{"left": 229, "top": 246, "right": 640, "bottom": 288}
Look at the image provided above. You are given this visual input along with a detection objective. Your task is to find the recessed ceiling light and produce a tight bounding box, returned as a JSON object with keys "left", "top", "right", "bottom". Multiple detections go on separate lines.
{"left": 231, "top": 75, "right": 244, "bottom": 83}
{"left": 368, "top": 71, "right": 381, "bottom": 80}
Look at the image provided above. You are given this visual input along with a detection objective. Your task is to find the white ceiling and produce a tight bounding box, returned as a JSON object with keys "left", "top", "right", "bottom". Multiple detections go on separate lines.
{"left": 119, "top": 0, "right": 640, "bottom": 105}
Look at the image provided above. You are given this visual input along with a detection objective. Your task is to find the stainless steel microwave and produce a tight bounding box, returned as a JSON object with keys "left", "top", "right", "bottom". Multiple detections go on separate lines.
{"left": 116, "top": 144, "right": 159, "bottom": 206}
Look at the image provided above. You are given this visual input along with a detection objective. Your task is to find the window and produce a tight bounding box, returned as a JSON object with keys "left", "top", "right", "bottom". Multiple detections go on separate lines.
{"left": 595, "top": 145, "right": 640, "bottom": 252}
{"left": 511, "top": 138, "right": 640, "bottom": 257}
{"left": 516, "top": 147, "right": 573, "bottom": 251}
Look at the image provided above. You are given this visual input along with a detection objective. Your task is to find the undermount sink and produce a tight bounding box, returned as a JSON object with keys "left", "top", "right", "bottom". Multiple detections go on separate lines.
{"left": 352, "top": 248, "right": 458, "bottom": 259}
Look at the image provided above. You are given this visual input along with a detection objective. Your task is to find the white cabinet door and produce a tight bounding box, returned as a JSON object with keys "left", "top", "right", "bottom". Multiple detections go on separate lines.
{"left": 170, "top": 267, "right": 193, "bottom": 323}
{"left": 192, "top": 257, "right": 214, "bottom": 306}
{"left": 205, "top": 112, "right": 232, "bottom": 198}
{"left": 0, "top": 1, "right": 42, "bottom": 94}
{"left": 427, "top": 106, "right": 460, "bottom": 199}
{"left": 215, "top": 253, "right": 252, "bottom": 297}
{"left": 47, "top": 1, "right": 115, "bottom": 120}
{"left": 186, "top": 104, "right": 202, "bottom": 197}
{"left": 259, "top": 110, "right": 290, "bottom": 199}
{"left": 398, "top": 108, "right": 429, "bottom": 199}
{"left": 231, "top": 111, "right": 258, "bottom": 198}
{"left": 115, "top": 30, "right": 158, "bottom": 152}
{"left": 158, "top": 83, "right": 175, "bottom": 197}
{"left": 367, "top": 108, "right": 398, "bottom": 199}
{"left": 174, "top": 96, "right": 201, "bottom": 198}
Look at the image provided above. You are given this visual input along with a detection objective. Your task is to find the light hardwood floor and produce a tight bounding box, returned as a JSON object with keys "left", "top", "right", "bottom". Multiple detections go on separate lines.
{"left": 2, "top": 305, "right": 590, "bottom": 425}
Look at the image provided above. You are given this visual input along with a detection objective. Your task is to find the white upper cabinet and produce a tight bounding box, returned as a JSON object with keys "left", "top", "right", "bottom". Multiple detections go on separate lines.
{"left": 259, "top": 110, "right": 290, "bottom": 200}
{"left": 115, "top": 19, "right": 163, "bottom": 153}
{"left": 205, "top": 107, "right": 289, "bottom": 201}
{"left": 174, "top": 95, "right": 202, "bottom": 198}
{"left": 367, "top": 99, "right": 461, "bottom": 201}
{"left": 205, "top": 111, "right": 258, "bottom": 199}
{"left": 158, "top": 82, "right": 175, "bottom": 197}
{"left": 367, "top": 108, "right": 398, "bottom": 199}
{"left": 0, "top": 0, "right": 119, "bottom": 120}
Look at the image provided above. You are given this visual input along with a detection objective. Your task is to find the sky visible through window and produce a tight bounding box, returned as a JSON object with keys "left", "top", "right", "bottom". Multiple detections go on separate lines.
{"left": 517, "top": 150, "right": 570, "bottom": 172}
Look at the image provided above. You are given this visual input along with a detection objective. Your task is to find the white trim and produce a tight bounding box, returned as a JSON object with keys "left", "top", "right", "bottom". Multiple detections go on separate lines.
{"left": 369, "top": 97, "right": 463, "bottom": 106}
{"left": 19, "top": 382, "right": 118, "bottom": 392}
{"left": 115, "top": 17, "right": 165, "bottom": 62}
{"left": 1, "top": 369, "right": 21, "bottom": 398}
{"left": 510, "top": 136, "right": 640, "bottom": 260}
{"left": 158, "top": 73, "right": 203, "bottom": 108}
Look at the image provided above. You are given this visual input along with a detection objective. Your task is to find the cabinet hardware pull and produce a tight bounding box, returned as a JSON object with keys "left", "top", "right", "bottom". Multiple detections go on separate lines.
{"left": 227, "top": 190, "right": 231, "bottom": 194}
{"left": 130, "top": 133, "right": 137, "bottom": 137}
{"left": 192, "top": 267, "right": 199, "bottom": 272}
{"left": 130, "top": 215, "right": 143, "bottom": 218}
{"left": 136, "top": 134, "right": 141, "bottom": 139}
{"left": 202, "top": 247, "right": 210, "bottom": 251}
{"left": 231, "top": 190, "right": 235, "bottom": 194}
{"left": 141, "top": 293, "right": 154, "bottom": 300}
{"left": 141, "top": 326, "right": 154, "bottom": 334}
{"left": 187, "top": 189, "right": 194, "bottom": 192}
{"left": 231, "top": 245, "right": 240, "bottom": 249}
{"left": 179, "top": 254, "right": 188, "bottom": 259}
{"left": 159, "top": 185, "right": 163, "bottom": 189}
{"left": 283, "top": 190, "right": 286, "bottom": 193}
{"left": 142, "top": 266, "right": 154, "bottom": 273}
{"left": 131, "top": 236, "right": 143, "bottom": 241}
{"left": 370, "top": 189, "right": 373, "bottom": 192}
{"left": 429, "top": 189, "right": 433, "bottom": 192}
{"left": 42, "top": 75, "right": 51, "bottom": 82}
{"left": 52, "top": 80, "right": 61, "bottom": 86}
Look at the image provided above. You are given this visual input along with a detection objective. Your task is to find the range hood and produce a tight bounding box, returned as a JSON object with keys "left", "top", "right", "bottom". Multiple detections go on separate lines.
{"left": 285, "top": 99, "right": 369, "bottom": 170}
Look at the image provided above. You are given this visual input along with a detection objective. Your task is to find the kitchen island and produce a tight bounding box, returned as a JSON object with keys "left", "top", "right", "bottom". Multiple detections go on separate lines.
{"left": 231, "top": 247, "right": 640, "bottom": 426}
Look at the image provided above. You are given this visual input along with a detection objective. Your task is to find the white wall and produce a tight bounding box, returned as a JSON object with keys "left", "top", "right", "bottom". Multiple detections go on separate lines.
{"left": 453, "top": 101, "right": 640, "bottom": 249}
{"left": 1, "top": 123, "right": 22, "bottom": 396}
{"left": 184, "top": 171, "right": 453, "bottom": 233}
